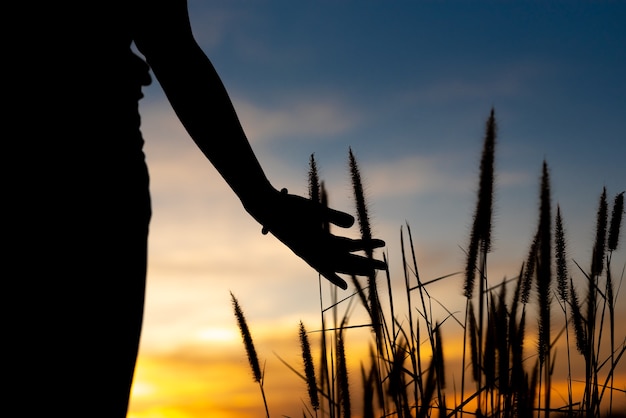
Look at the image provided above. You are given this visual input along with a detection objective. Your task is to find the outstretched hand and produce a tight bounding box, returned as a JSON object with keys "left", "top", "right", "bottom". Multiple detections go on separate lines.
{"left": 245, "top": 188, "right": 386, "bottom": 289}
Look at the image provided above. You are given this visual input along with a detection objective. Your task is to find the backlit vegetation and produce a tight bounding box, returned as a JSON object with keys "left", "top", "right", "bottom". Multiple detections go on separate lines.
{"left": 232, "top": 109, "right": 625, "bottom": 418}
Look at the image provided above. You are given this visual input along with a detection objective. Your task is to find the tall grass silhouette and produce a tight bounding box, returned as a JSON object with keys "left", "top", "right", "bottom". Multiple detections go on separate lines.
{"left": 231, "top": 292, "right": 269, "bottom": 418}
{"left": 231, "top": 109, "right": 625, "bottom": 417}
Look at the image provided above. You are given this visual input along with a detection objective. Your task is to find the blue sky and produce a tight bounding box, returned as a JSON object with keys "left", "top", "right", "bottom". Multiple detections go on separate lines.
{"left": 129, "top": 2, "right": 625, "bottom": 416}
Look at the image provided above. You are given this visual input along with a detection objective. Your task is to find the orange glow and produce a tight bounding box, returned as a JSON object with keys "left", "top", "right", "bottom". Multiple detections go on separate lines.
{"left": 128, "top": 323, "right": 626, "bottom": 418}
{"left": 128, "top": 350, "right": 266, "bottom": 418}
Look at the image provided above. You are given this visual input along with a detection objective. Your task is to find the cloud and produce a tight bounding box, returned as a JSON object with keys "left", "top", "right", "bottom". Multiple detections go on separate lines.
{"left": 140, "top": 92, "right": 361, "bottom": 147}
{"left": 233, "top": 96, "right": 360, "bottom": 143}
{"left": 364, "top": 155, "right": 472, "bottom": 199}
{"left": 350, "top": 152, "right": 533, "bottom": 202}
{"left": 399, "top": 59, "right": 548, "bottom": 105}
{"left": 356, "top": 153, "right": 522, "bottom": 200}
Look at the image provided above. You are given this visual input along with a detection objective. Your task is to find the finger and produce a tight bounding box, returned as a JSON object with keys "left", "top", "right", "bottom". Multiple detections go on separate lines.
{"left": 333, "top": 253, "right": 387, "bottom": 277}
{"left": 321, "top": 272, "right": 348, "bottom": 290}
{"left": 331, "top": 236, "right": 386, "bottom": 253}
{"left": 324, "top": 207, "right": 354, "bottom": 228}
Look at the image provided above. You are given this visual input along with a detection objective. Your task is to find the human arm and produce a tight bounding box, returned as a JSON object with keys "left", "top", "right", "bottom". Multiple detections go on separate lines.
{"left": 134, "top": 0, "right": 385, "bottom": 288}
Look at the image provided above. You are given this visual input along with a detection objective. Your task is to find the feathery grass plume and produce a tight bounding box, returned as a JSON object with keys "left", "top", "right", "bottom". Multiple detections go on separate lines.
{"left": 231, "top": 292, "right": 262, "bottom": 382}
{"left": 522, "top": 233, "right": 538, "bottom": 305}
{"left": 309, "top": 154, "right": 331, "bottom": 234}
{"left": 464, "top": 108, "right": 497, "bottom": 299}
{"left": 608, "top": 191, "right": 624, "bottom": 252}
{"left": 348, "top": 147, "right": 372, "bottom": 251}
{"left": 348, "top": 147, "right": 382, "bottom": 344}
{"left": 554, "top": 205, "right": 574, "bottom": 413}
{"left": 534, "top": 161, "right": 553, "bottom": 418}
{"left": 299, "top": 321, "right": 319, "bottom": 411}
{"left": 308, "top": 153, "right": 321, "bottom": 203}
{"left": 464, "top": 232, "right": 480, "bottom": 299}
{"left": 320, "top": 182, "right": 330, "bottom": 234}
{"left": 510, "top": 263, "right": 525, "bottom": 323}
{"left": 536, "top": 161, "right": 552, "bottom": 367}
{"left": 555, "top": 206, "right": 569, "bottom": 303}
{"left": 231, "top": 292, "right": 270, "bottom": 417}
{"left": 591, "top": 187, "right": 608, "bottom": 277}
{"left": 569, "top": 277, "right": 587, "bottom": 356}
{"left": 583, "top": 188, "right": 608, "bottom": 414}
{"left": 477, "top": 107, "right": 497, "bottom": 254}
{"left": 336, "top": 333, "right": 351, "bottom": 418}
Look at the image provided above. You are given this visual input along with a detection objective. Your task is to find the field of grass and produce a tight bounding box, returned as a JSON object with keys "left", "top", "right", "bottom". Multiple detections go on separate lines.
{"left": 232, "top": 109, "right": 625, "bottom": 418}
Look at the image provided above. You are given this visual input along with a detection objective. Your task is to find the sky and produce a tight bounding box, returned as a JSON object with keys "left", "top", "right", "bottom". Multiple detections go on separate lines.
{"left": 127, "top": 2, "right": 625, "bottom": 417}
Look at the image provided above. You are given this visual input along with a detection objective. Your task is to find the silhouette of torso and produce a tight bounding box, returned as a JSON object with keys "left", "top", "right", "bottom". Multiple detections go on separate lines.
{"left": 8, "top": 2, "right": 155, "bottom": 416}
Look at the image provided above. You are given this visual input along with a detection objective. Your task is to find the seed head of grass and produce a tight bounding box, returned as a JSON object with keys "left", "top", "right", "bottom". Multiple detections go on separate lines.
{"left": 231, "top": 292, "right": 262, "bottom": 382}
{"left": 535, "top": 161, "right": 552, "bottom": 366}
{"left": 464, "top": 237, "right": 479, "bottom": 299}
{"left": 348, "top": 147, "right": 383, "bottom": 341}
{"left": 555, "top": 206, "right": 569, "bottom": 304}
{"left": 308, "top": 153, "right": 321, "bottom": 203}
{"left": 464, "top": 108, "right": 496, "bottom": 299}
{"left": 608, "top": 191, "right": 624, "bottom": 252}
{"left": 510, "top": 262, "right": 524, "bottom": 319}
{"left": 348, "top": 147, "right": 373, "bottom": 250}
{"left": 568, "top": 278, "right": 587, "bottom": 356}
{"left": 522, "top": 234, "right": 538, "bottom": 305}
{"left": 591, "top": 187, "right": 608, "bottom": 277}
{"left": 477, "top": 107, "right": 497, "bottom": 255}
{"left": 299, "top": 321, "right": 319, "bottom": 411}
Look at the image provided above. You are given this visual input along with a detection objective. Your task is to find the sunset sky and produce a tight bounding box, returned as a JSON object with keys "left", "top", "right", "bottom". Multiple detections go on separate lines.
{"left": 128, "top": 2, "right": 625, "bottom": 417}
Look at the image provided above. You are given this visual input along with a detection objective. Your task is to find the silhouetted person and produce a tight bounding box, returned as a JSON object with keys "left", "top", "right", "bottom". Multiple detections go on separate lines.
{"left": 6, "top": 1, "right": 385, "bottom": 416}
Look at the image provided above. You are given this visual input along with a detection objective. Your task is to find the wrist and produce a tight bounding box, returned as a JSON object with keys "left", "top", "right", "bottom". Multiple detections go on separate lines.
{"left": 240, "top": 180, "right": 280, "bottom": 223}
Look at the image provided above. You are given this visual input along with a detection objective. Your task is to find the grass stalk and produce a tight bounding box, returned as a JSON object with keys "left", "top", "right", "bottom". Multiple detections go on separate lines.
{"left": 587, "top": 188, "right": 608, "bottom": 416}
{"left": 300, "top": 321, "right": 320, "bottom": 413}
{"left": 231, "top": 292, "right": 269, "bottom": 418}
{"left": 535, "top": 161, "right": 553, "bottom": 418}
{"left": 464, "top": 109, "right": 496, "bottom": 412}
{"left": 605, "top": 191, "right": 623, "bottom": 416}
{"left": 555, "top": 206, "right": 574, "bottom": 416}
{"left": 402, "top": 225, "right": 424, "bottom": 405}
